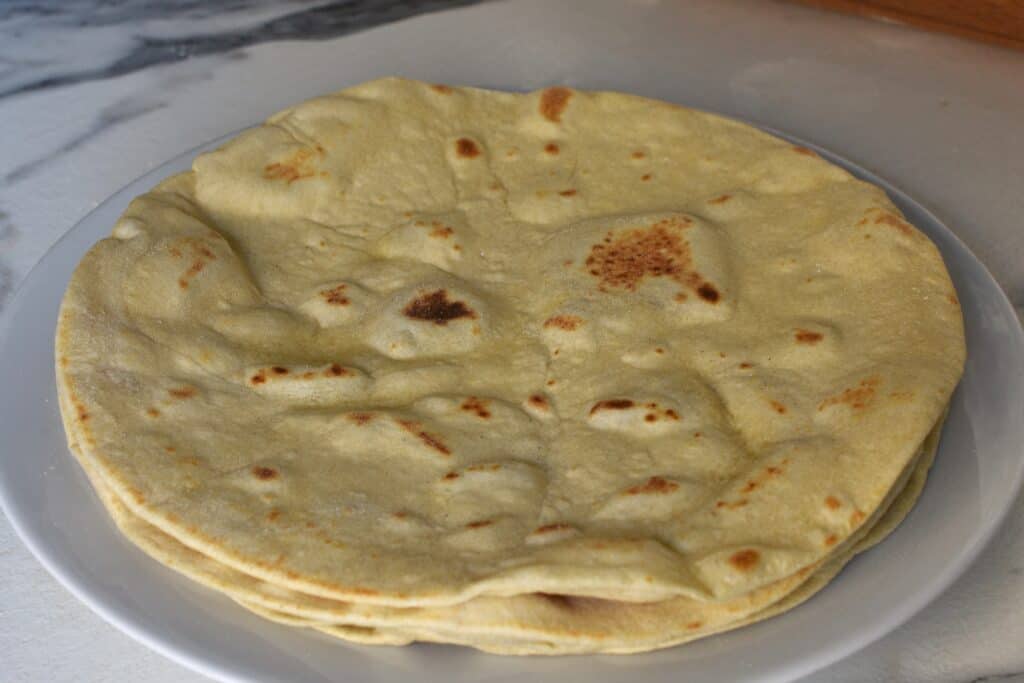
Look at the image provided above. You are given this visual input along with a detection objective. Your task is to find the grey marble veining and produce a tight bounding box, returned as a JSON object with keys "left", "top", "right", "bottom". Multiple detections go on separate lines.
{"left": 0, "top": 0, "right": 486, "bottom": 100}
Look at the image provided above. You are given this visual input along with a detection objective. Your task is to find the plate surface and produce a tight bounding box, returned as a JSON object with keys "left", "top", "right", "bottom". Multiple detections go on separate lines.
{"left": 1, "top": 126, "right": 1022, "bottom": 683}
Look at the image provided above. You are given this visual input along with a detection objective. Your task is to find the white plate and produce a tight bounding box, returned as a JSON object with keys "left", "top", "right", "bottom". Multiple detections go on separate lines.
{"left": 1, "top": 127, "right": 1022, "bottom": 683}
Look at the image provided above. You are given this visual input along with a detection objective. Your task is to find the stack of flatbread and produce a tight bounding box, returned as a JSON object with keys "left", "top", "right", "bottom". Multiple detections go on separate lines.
{"left": 55, "top": 79, "right": 965, "bottom": 654}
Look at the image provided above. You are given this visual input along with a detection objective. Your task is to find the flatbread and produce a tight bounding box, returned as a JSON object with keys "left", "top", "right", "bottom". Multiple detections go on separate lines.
{"left": 55, "top": 78, "right": 964, "bottom": 653}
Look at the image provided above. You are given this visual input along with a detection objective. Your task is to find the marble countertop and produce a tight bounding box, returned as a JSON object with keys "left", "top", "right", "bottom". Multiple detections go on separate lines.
{"left": 1, "top": 1, "right": 1022, "bottom": 681}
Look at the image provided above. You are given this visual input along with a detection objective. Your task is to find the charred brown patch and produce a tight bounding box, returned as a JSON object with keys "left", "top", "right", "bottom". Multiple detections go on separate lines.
{"left": 537, "top": 593, "right": 577, "bottom": 609}
{"left": 528, "top": 394, "right": 549, "bottom": 410}
{"left": 320, "top": 285, "right": 349, "bottom": 306}
{"left": 539, "top": 87, "right": 572, "bottom": 122}
{"left": 403, "top": 290, "right": 476, "bottom": 325}
{"left": 460, "top": 396, "right": 492, "bottom": 419}
{"left": 263, "top": 148, "right": 317, "bottom": 184}
{"left": 687, "top": 620, "right": 703, "bottom": 630}
{"left": 455, "top": 138, "right": 480, "bottom": 158}
{"left": 543, "top": 314, "right": 583, "bottom": 331}
{"left": 442, "top": 471, "right": 460, "bottom": 481}
{"left": 534, "top": 523, "right": 572, "bottom": 534}
{"left": 325, "top": 363, "right": 349, "bottom": 377}
{"left": 850, "top": 509, "right": 866, "bottom": 526}
{"left": 430, "top": 83, "right": 453, "bottom": 94}
{"left": 146, "top": 408, "right": 160, "bottom": 418}
{"left": 709, "top": 194, "right": 732, "bottom": 204}
{"left": 644, "top": 413, "right": 657, "bottom": 422}
{"left": 769, "top": 400, "right": 787, "bottom": 414}
{"left": 825, "top": 495, "right": 842, "bottom": 510}
{"left": 266, "top": 508, "right": 282, "bottom": 522}
{"left": 716, "top": 498, "right": 748, "bottom": 510}
{"left": 665, "top": 409, "right": 680, "bottom": 420}
{"left": 467, "top": 463, "right": 502, "bottom": 472}
{"left": 868, "top": 209, "right": 915, "bottom": 236}
{"left": 252, "top": 466, "right": 278, "bottom": 481}
{"left": 466, "top": 519, "right": 493, "bottom": 529}
{"left": 631, "top": 150, "right": 646, "bottom": 160}
{"left": 271, "top": 366, "right": 289, "bottom": 375}
{"left": 696, "top": 283, "right": 720, "bottom": 303}
{"left": 819, "top": 376, "right": 881, "bottom": 411}
{"left": 589, "top": 399, "right": 634, "bottom": 415}
{"left": 641, "top": 173, "right": 652, "bottom": 182}
{"left": 429, "top": 222, "right": 454, "bottom": 238}
{"left": 729, "top": 549, "right": 760, "bottom": 571}
{"left": 585, "top": 217, "right": 694, "bottom": 292}
{"left": 544, "top": 142, "right": 560, "bottom": 155}
{"left": 347, "top": 412, "right": 375, "bottom": 426}
{"left": 792, "top": 146, "right": 818, "bottom": 157}
{"left": 739, "top": 362, "right": 753, "bottom": 369}
{"left": 625, "top": 476, "right": 679, "bottom": 495}
{"left": 397, "top": 420, "right": 451, "bottom": 456}
{"left": 559, "top": 189, "right": 577, "bottom": 197}
{"left": 947, "top": 293, "right": 959, "bottom": 305}
{"left": 168, "top": 386, "right": 197, "bottom": 399}
{"left": 795, "top": 329, "right": 823, "bottom": 344}
{"left": 824, "top": 534, "right": 838, "bottom": 547}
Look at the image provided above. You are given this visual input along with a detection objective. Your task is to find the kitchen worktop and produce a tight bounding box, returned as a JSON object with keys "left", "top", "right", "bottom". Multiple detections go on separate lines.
{"left": 2, "top": 1, "right": 1022, "bottom": 681}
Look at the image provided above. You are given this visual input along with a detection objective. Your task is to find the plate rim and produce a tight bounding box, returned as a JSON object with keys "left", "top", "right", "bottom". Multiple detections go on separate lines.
{"left": 1, "top": 118, "right": 1022, "bottom": 683}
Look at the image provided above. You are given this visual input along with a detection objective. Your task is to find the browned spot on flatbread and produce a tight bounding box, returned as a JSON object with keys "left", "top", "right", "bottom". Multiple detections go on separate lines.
{"left": 325, "top": 364, "right": 349, "bottom": 377}
{"left": 709, "top": 194, "right": 732, "bottom": 204}
{"left": 687, "top": 620, "right": 703, "bottom": 630}
{"left": 466, "top": 519, "right": 493, "bottom": 529}
{"left": 442, "top": 471, "right": 460, "bottom": 481}
{"left": 460, "top": 396, "right": 492, "bottom": 418}
{"left": 824, "top": 534, "right": 838, "bottom": 547}
{"left": 825, "top": 495, "right": 842, "bottom": 510}
{"left": 948, "top": 292, "right": 959, "bottom": 305}
{"left": 792, "top": 146, "right": 818, "bottom": 157}
{"left": 168, "top": 386, "right": 196, "bottom": 399}
{"left": 871, "top": 210, "right": 915, "bottom": 236}
{"left": 397, "top": 420, "right": 451, "bottom": 456}
{"left": 544, "top": 314, "right": 583, "bottom": 331}
{"left": 271, "top": 366, "right": 289, "bottom": 375}
{"left": 544, "top": 142, "right": 560, "bottom": 155}
{"left": 528, "top": 394, "right": 549, "bottom": 410}
{"left": 716, "top": 498, "right": 748, "bottom": 510}
{"left": 589, "top": 398, "right": 634, "bottom": 414}
{"left": 729, "top": 549, "right": 760, "bottom": 571}
{"left": 641, "top": 173, "right": 652, "bottom": 181}
{"left": 795, "top": 329, "right": 823, "bottom": 344}
{"left": 585, "top": 217, "right": 700, "bottom": 294}
{"left": 534, "top": 523, "right": 572, "bottom": 534}
{"left": 252, "top": 466, "right": 278, "bottom": 480}
{"left": 429, "top": 222, "right": 454, "bottom": 238}
{"left": 263, "top": 148, "right": 317, "bottom": 184}
{"left": 850, "top": 509, "right": 866, "bottom": 526}
{"left": 146, "top": 408, "right": 160, "bottom": 418}
{"left": 696, "top": 282, "right": 720, "bottom": 303}
{"left": 266, "top": 508, "right": 282, "bottom": 522}
{"left": 430, "top": 84, "right": 453, "bottom": 94}
{"left": 625, "top": 476, "right": 679, "bottom": 495}
{"left": 631, "top": 150, "right": 646, "bottom": 159}
{"left": 455, "top": 138, "right": 480, "bottom": 159}
{"left": 559, "top": 189, "right": 577, "bottom": 197}
{"left": 403, "top": 290, "right": 476, "bottom": 325}
{"left": 539, "top": 87, "right": 572, "bottom": 122}
{"left": 769, "top": 400, "right": 787, "bottom": 414}
{"left": 819, "top": 376, "right": 881, "bottom": 411}
{"left": 466, "top": 463, "right": 502, "bottom": 472}
{"left": 739, "top": 362, "right": 753, "bottom": 369}
{"left": 320, "top": 285, "right": 349, "bottom": 306}
{"left": 347, "top": 412, "right": 374, "bottom": 426}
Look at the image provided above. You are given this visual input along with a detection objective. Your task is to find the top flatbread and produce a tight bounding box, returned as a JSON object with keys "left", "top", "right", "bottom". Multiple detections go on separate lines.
{"left": 56, "top": 78, "right": 965, "bottom": 608}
